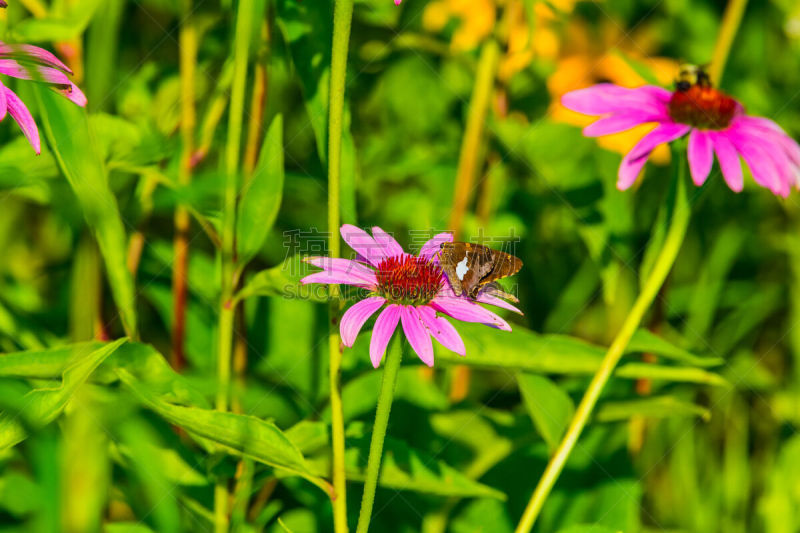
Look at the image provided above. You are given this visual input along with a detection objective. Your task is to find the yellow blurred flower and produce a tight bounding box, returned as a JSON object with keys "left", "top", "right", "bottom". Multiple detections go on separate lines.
{"left": 423, "top": 0, "right": 576, "bottom": 81}
{"left": 548, "top": 21, "right": 679, "bottom": 164}
{"left": 423, "top": 0, "right": 496, "bottom": 52}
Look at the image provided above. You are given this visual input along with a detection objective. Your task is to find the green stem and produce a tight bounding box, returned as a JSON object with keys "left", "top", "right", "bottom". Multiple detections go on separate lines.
{"left": 708, "top": 0, "right": 749, "bottom": 84}
{"left": 447, "top": 38, "right": 500, "bottom": 236}
{"left": 215, "top": 1, "right": 254, "bottom": 531}
{"left": 514, "top": 157, "right": 691, "bottom": 533}
{"left": 172, "top": 0, "right": 197, "bottom": 372}
{"left": 355, "top": 338, "right": 403, "bottom": 533}
{"left": 328, "top": 1, "right": 354, "bottom": 532}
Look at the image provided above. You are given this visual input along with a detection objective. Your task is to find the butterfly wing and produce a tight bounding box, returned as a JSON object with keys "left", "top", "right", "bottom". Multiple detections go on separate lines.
{"left": 439, "top": 243, "right": 465, "bottom": 296}
{"left": 474, "top": 248, "right": 523, "bottom": 296}
{"left": 464, "top": 245, "right": 496, "bottom": 297}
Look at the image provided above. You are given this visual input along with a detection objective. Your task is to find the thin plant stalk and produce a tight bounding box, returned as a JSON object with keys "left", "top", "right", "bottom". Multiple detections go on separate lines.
{"left": 127, "top": 173, "right": 158, "bottom": 278}
{"left": 242, "top": 21, "right": 269, "bottom": 176}
{"left": 514, "top": 155, "right": 691, "bottom": 533}
{"left": 328, "top": 0, "right": 355, "bottom": 531}
{"left": 172, "top": 0, "right": 197, "bottom": 371}
{"left": 230, "top": 32, "right": 269, "bottom": 521}
{"left": 195, "top": 61, "right": 235, "bottom": 166}
{"left": 233, "top": 21, "right": 269, "bottom": 410}
{"left": 447, "top": 38, "right": 500, "bottom": 402}
{"left": 355, "top": 339, "right": 404, "bottom": 533}
{"left": 708, "top": 0, "right": 749, "bottom": 84}
{"left": 448, "top": 38, "right": 500, "bottom": 235}
{"left": 214, "top": 0, "right": 254, "bottom": 531}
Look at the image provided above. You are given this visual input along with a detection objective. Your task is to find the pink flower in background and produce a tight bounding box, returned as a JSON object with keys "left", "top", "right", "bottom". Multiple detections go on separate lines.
{"left": 562, "top": 77, "right": 800, "bottom": 197}
{"left": 0, "top": 43, "right": 87, "bottom": 154}
{"left": 301, "top": 225, "right": 521, "bottom": 368}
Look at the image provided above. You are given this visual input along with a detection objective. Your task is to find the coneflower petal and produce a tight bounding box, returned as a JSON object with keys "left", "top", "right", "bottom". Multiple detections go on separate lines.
{"left": 341, "top": 224, "right": 386, "bottom": 266}
{"left": 370, "top": 304, "right": 401, "bottom": 368}
{"left": 371, "top": 226, "right": 405, "bottom": 258}
{"left": 419, "top": 232, "right": 453, "bottom": 261}
{"left": 688, "top": 129, "right": 713, "bottom": 186}
{"left": 431, "top": 296, "right": 511, "bottom": 331}
{"left": 418, "top": 306, "right": 465, "bottom": 356}
{"left": 400, "top": 306, "right": 434, "bottom": 367}
{"left": 4, "top": 86, "right": 39, "bottom": 154}
{"left": 0, "top": 43, "right": 72, "bottom": 74}
{"left": 0, "top": 59, "right": 71, "bottom": 85}
{"left": 618, "top": 123, "right": 690, "bottom": 190}
{"left": 710, "top": 133, "right": 743, "bottom": 192}
{"left": 340, "top": 297, "right": 385, "bottom": 347}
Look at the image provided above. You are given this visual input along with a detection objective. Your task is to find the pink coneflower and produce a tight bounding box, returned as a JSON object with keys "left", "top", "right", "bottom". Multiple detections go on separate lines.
{"left": 562, "top": 73, "right": 800, "bottom": 197}
{"left": 0, "top": 43, "right": 87, "bottom": 154}
{"left": 301, "top": 225, "right": 521, "bottom": 368}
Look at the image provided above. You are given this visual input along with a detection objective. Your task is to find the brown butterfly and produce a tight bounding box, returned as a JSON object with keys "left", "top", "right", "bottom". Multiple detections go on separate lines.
{"left": 438, "top": 242, "right": 523, "bottom": 300}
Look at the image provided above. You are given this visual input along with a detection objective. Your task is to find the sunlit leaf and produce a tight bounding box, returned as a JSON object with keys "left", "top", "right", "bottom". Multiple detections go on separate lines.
{"left": 118, "top": 371, "right": 328, "bottom": 493}
{"left": 517, "top": 373, "right": 574, "bottom": 452}
{"left": 432, "top": 322, "right": 727, "bottom": 385}
{"left": 12, "top": 0, "right": 102, "bottom": 42}
{"left": 237, "top": 114, "right": 285, "bottom": 268}
{"left": 628, "top": 329, "right": 723, "bottom": 367}
{"left": 35, "top": 87, "right": 137, "bottom": 337}
{"left": 0, "top": 339, "right": 126, "bottom": 449}
{"left": 595, "top": 396, "right": 711, "bottom": 422}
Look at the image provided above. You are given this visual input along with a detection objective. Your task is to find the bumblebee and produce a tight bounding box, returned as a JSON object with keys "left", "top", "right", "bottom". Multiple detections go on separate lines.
{"left": 676, "top": 63, "right": 711, "bottom": 92}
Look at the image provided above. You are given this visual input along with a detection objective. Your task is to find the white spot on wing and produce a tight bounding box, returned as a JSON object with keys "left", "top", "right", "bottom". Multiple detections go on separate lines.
{"left": 455, "top": 256, "right": 469, "bottom": 280}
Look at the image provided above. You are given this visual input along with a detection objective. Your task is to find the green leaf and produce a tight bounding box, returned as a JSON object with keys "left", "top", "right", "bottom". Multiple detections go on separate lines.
{"left": 0, "top": 342, "right": 94, "bottom": 379}
{"left": 541, "top": 476, "right": 641, "bottom": 532}
{"left": 12, "top": 0, "right": 102, "bottom": 42}
{"left": 35, "top": 87, "right": 137, "bottom": 338}
{"left": 118, "top": 371, "right": 328, "bottom": 494}
{"left": 0, "top": 341, "right": 207, "bottom": 408}
{"left": 557, "top": 525, "right": 622, "bottom": 533}
{"left": 544, "top": 258, "right": 600, "bottom": 333}
{"left": 628, "top": 329, "right": 723, "bottom": 367}
{"left": 710, "top": 284, "right": 784, "bottom": 356}
{"left": 114, "top": 418, "right": 207, "bottom": 487}
{"left": 302, "top": 422, "right": 505, "bottom": 499}
{"left": 432, "top": 323, "right": 727, "bottom": 386}
{"left": 684, "top": 223, "right": 745, "bottom": 345}
{"left": 236, "top": 115, "right": 285, "bottom": 268}
{"left": 517, "top": 373, "right": 574, "bottom": 452}
{"left": 0, "top": 472, "right": 39, "bottom": 516}
{"left": 61, "top": 398, "right": 111, "bottom": 533}
{"left": 0, "top": 339, "right": 127, "bottom": 449}
{"left": 614, "top": 363, "right": 727, "bottom": 386}
{"left": 759, "top": 434, "right": 800, "bottom": 533}
{"left": 285, "top": 420, "right": 329, "bottom": 455}
{"left": 450, "top": 498, "right": 514, "bottom": 533}
{"left": 105, "top": 524, "right": 158, "bottom": 533}
{"left": 116, "top": 418, "right": 182, "bottom": 533}
{"left": 429, "top": 409, "right": 519, "bottom": 486}
{"left": 595, "top": 396, "right": 711, "bottom": 423}
{"left": 234, "top": 255, "right": 329, "bottom": 304}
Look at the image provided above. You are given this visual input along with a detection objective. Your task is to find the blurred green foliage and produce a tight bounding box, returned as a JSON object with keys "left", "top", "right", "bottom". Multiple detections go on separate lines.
{"left": 0, "top": 0, "right": 798, "bottom": 532}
